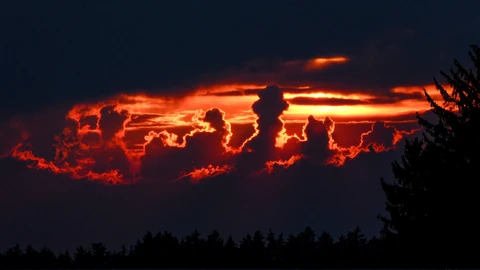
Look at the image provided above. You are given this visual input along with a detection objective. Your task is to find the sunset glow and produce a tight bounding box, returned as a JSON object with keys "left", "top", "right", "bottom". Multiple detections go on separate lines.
{"left": 305, "top": 57, "right": 349, "bottom": 70}
{"left": 4, "top": 82, "right": 441, "bottom": 185}
{"left": 314, "top": 57, "right": 348, "bottom": 63}
{"left": 3, "top": 0, "right": 478, "bottom": 256}
{"left": 2, "top": 55, "right": 448, "bottom": 186}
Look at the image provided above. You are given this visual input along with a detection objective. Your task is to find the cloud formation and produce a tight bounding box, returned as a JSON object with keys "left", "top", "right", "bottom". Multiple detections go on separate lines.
{"left": 2, "top": 0, "right": 479, "bottom": 253}
{"left": 3, "top": 82, "right": 427, "bottom": 185}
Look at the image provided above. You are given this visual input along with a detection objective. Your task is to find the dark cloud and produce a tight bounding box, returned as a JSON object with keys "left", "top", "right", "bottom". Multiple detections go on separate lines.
{"left": 269, "top": 116, "right": 333, "bottom": 166}
{"left": 361, "top": 122, "right": 398, "bottom": 149}
{"left": 237, "top": 85, "right": 289, "bottom": 171}
{"left": 287, "top": 97, "right": 367, "bottom": 106}
{"left": 79, "top": 115, "right": 99, "bottom": 130}
{"left": 204, "top": 89, "right": 261, "bottom": 97}
{"left": 301, "top": 116, "right": 335, "bottom": 162}
{"left": 99, "top": 105, "right": 129, "bottom": 141}
{"left": 285, "top": 94, "right": 428, "bottom": 106}
{"left": 140, "top": 108, "right": 233, "bottom": 183}
{"left": 2, "top": 0, "right": 479, "bottom": 117}
{"left": 229, "top": 124, "right": 256, "bottom": 148}
{"left": 0, "top": 143, "right": 404, "bottom": 252}
{"left": 0, "top": 117, "right": 29, "bottom": 157}
{"left": 202, "top": 108, "right": 231, "bottom": 139}
{"left": 322, "top": 113, "right": 419, "bottom": 123}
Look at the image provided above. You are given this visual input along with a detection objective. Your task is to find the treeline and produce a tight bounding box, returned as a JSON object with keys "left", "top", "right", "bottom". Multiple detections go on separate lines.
{"left": 0, "top": 226, "right": 408, "bottom": 269}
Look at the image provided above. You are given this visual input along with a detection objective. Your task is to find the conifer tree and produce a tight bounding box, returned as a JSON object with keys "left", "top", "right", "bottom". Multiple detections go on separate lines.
{"left": 379, "top": 45, "right": 480, "bottom": 258}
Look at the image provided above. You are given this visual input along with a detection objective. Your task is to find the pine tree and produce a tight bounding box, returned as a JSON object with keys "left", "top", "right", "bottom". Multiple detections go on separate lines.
{"left": 378, "top": 45, "right": 480, "bottom": 261}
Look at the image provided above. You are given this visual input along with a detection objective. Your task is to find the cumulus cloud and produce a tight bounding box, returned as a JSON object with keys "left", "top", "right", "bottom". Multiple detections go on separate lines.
{"left": 0, "top": 84, "right": 428, "bottom": 253}
{"left": 140, "top": 107, "right": 235, "bottom": 183}
{"left": 235, "top": 85, "right": 290, "bottom": 172}
{"left": 1, "top": 85, "right": 424, "bottom": 185}
{"left": 99, "top": 105, "right": 129, "bottom": 141}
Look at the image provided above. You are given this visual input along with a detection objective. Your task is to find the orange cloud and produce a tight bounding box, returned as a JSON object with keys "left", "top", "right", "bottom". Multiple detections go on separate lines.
{"left": 194, "top": 83, "right": 449, "bottom": 123}
{"left": 264, "top": 155, "right": 302, "bottom": 174}
{"left": 305, "top": 57, "right": 348, "bottom": 70}
{"left": 175, "top": 164, "right": 235, "bottom": 184}
{"left": 3, "top": 77, "right": 443, "bottom": 184}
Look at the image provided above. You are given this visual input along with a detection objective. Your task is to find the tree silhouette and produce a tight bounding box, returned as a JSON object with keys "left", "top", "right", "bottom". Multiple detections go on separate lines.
{"left": 90, "top": 242, "right": 109, "bottom": 268}
{"left": 238, "top": 233, "right": 254, "bottom": 267}
{"left": 179, "top": 229, "right": 206, "bottom": 267}
{"left": 3, "top": 244, "right": 23, "bottom": 268}
{"left": 223, "top": 235, "right": 238, "bottom": 265}
{"left": 73, "top": 245, "right": 92, "bottom": 268}
{"left": 344, "top": 226, "right": 367, "bottom": 267}
{"left": 265, "top": 229, "right": 284, "bottom": 266}
{"left": 23, "top": 245, "right": 38, "bottom": 269}
{"left": 37, "top": 247, "right": 56, "bottom": 268}
{"left": 378, "top": 44, "right": 480, "bottom": 265}
{"left": 1, "top": 226, "right": 479, "bottom": 268}
{"left": 57, "top": 250, "right": 73, "bottom": 268}
{"left": 317, "top": 231, "right": 334, "bottom": 267}
{"left": 205, "top": 230, "right": 224, "bottom": 267}
{"left": 154, "top": 231, "right": 180, "bottom": 267}
{"left": 290, "top": 227, "right": 318, "bottom": 267}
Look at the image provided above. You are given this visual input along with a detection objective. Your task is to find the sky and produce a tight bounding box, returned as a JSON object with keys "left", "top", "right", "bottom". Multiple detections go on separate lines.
{"left": 0, "top": 0, "right": 479, "bottom": 252}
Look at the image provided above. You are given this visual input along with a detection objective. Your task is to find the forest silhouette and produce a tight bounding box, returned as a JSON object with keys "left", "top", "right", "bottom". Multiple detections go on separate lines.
{"left": 1, "top": 45, "right": 479, "bottom": 269}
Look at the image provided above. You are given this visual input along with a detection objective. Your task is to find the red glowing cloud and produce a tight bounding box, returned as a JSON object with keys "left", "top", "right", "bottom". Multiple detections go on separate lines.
{"left": 305, "top": 57, "right": 348, "bottom": 70}
{"left": 3, "top": 56, "right": 448, "bottom": 185}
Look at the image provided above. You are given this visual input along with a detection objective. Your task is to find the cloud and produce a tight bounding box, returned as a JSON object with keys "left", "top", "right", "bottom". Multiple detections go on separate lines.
{"left": 1, "top": 84, "right": 428, "bottom": 185}
{"left": 0, "top": 137, "right": 404, "bottom": 252}
{"left": 237, "top": 85, "right": 290, "bottom": 170}
{"left": 285, "top": 93, "right": 427, "bottom": 106}
{"left": 98, "top": 105, "right": 130, "bottom": 141}
{"left": 302, "top": 116, "right": 335, "bottom": 160}
{"left": 2, "top": 0, "right": 479, "bottom": 255}
{"left": 287, "top": 97, "right": 367, "bottom": 106}
{"left": 3, "top": 0, "right": 478, "bottom": 122}
{"left": 358, "top": 121, "right": 417, "bottom": 153}
{"left": 0, "top": 117, "right": 29, "bottom": 158}
{"left": 140, "top": 107, "right": 235, "bottom": 183}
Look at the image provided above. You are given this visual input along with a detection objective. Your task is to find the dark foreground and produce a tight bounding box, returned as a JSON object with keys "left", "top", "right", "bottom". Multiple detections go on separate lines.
{"left": 0, "top": 228, "right": 477, "bottom": 268}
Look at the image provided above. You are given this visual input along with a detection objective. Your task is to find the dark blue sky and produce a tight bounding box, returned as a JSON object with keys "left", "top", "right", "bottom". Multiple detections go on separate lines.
{"left": 1, "top": 0, "right": 478, "bottom": 115}
{"left": 0, "top": 0, "right": 479, "bottom": 252}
